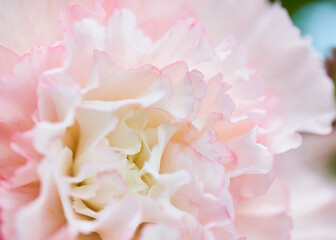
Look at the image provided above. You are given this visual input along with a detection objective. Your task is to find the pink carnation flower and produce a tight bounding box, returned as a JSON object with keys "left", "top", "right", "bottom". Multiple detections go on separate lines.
{"left": 0, "top": 0, "right": 334, "bottom": 239}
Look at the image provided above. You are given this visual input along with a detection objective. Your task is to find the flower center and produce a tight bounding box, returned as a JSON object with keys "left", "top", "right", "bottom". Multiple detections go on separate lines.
{"left": 62, "top": 106, "right": 174, "bottom": 217}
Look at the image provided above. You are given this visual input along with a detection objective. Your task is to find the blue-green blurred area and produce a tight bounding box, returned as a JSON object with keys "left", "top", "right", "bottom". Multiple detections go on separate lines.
{"left": 270, "top": 0, "right": 325, "bottom": 16}
{"left": 271, "top": 0, "right": 336, "bottom": 59}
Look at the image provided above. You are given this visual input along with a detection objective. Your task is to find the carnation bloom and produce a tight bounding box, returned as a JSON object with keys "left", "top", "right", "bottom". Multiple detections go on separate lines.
{"left": 0, "top": 0, "right": 334, "bottom": 240}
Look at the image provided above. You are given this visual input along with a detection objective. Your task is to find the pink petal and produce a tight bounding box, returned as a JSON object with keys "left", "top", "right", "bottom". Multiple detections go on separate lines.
{"left": 85, "top": 52, "right": 160, "bottom": 101}
{"left": 139, "top": 223, "right": 180, "bottom": 240}
{"left": 277, "top": 132, "right": 336, "bottom": 240}
{"left": 0, "top": 46, "right": 19, "bottom": 76}
{"left": 0, "top": 0, "right": 98, "bottom": 55}
{"left": 235, "top": 177, "right": 292, "bottom": 240}
{"left": 0, "top": 46, "right": 66, "bottom": 131}
{"left": 142, "top": 19, "right": 215, "bottom": 68}
{"left": 0, "top": 183, "right": 39, "bottom": 239}
{"left": 15, "top": 160, "right": 67, "bottom": 240}
{"left": 102, "top": 0, "right": 194, "bottom": 40}
{"left": 189, "top": 0, "right": 336, "bottom": 152}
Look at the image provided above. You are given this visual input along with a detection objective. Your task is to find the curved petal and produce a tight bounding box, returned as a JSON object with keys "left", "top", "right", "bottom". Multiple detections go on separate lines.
{"left": 188, "top": 0, "right": 336, "bottom": 153}
{"left": 277, "top": 132, "right": 336, "bottom": 240}
{"left": 235, "top": 178, "right": 292, "bottom": 240}
{"left": 0, "top": 0, "right": 98, "bottom": 55}
{"left": 0, "top": 46, "right": 19, "bottom": 76}
{"left": 102, "top": 0, "right": 194, "bottom": 40}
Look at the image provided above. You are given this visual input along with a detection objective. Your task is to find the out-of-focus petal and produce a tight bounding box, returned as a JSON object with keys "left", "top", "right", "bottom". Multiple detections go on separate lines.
{"left": 188, "top": 0, "right": 336, "bottom": 153}
{"left": 277, "top": 132, "right": 336, "bottom": 240}
{"left": 235, "top": 177, "right": 292, "bottom": 240}
{"left": 0, "top": 0, "right": 98, "bottom": 55}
